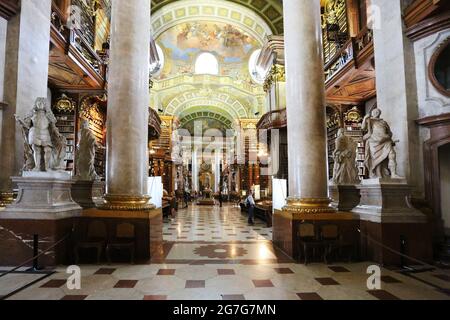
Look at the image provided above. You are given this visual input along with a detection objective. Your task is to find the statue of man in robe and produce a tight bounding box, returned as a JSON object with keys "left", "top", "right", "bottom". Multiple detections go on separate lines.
{"left": 332, "top": 129, "right": 359, "bottom": 185}
{"left": 76, "top": 119, "right": 101, "bottom": 180}
{"left": 362, "top": 107, "right": 402, "bottom": 179}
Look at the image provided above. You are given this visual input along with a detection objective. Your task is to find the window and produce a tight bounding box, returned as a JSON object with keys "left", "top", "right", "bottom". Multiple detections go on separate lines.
{"left": 434, "top": 44, "right": 450, "bottom": 91}
{"left": 149, "top": 43, "right": 164, "bottom": 75}
{"left": 248, "top": 49, "right": 264, "bottom": 84}
{"left": 195, "top": 52, "right": 219, "bottom": 75}
{"left": 430, "top": 38, "right": 450, "bottom": 97}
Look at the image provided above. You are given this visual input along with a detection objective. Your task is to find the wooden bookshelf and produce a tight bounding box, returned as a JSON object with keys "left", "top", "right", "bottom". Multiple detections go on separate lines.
{"left": 79, "top": 101, "right": 106, "bottom": 177}
{"left": 55, "top": 113, "right": 76, "bottom": 172}
{"left": 327, "top": 116, "right": 340, "bottom": 179}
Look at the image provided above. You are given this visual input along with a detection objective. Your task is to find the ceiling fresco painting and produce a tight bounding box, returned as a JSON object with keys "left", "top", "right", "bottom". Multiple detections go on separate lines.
{"left": 156, "top": 21, "right": 260, "bottom": 83}
{"left": 150, "top": 0, "right": 271, "bottom": 136}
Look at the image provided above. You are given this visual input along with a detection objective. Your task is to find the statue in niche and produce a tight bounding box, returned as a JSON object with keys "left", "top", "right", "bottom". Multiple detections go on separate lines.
{"left": 362, "top": 107, "right": 402, "bottom": 179}
{"left": 75, "top": 119, "right": 101, "bottom": 180}
{"left": 15, "top": 97, "right": 67, "bottom": 172}
{"left": 332, "top": 129, "right": 359, "bottom": 185}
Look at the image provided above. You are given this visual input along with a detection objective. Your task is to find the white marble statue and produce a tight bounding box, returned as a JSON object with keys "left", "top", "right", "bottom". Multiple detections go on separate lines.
{"left": 362, "top": 107, "right": 402, "bottom": 179}
{"left": 332, "top": 129, "right": 359, "bottom": 185}
{"left": 76, "top": 119, "right": 100, "bottom": 180}
{"left": 15, "top": 97, "right": 67, "bottom": 172}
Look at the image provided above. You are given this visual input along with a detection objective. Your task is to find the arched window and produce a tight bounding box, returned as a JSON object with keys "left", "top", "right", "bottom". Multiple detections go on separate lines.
{"left": 195, "top": 52, "right": 219, "bottom": 75}
{"left": 248, "top": 49, "right": 264, "bottom": 84}
{"left": 149, "top": 43, "right": 164, "bottom": 75}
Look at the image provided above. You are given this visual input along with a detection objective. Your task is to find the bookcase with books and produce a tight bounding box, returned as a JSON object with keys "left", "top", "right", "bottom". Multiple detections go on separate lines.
{"left": 53, "top": 95, "right": 77, "bottom": 172}
{"left": 343, "top": 106, "right": 365, "bottom": 179}
{"left": 327, "top": 106, "right": 365, "bottom": 180}
{"left": 79, "top": 100, "right": 106, "bottom": 177}
{"left": 326, "top": 111, "right": 340, "bottom": 179}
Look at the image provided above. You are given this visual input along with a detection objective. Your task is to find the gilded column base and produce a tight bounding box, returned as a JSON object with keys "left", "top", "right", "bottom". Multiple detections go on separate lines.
{"left": 97, "top": 194, "right": 156, "bottom": 211}
{"left": 0, "top": 192, "right": 14, "bottom": 207}
{"left": 282, "top": 197, "right": 337, "bottom": 214}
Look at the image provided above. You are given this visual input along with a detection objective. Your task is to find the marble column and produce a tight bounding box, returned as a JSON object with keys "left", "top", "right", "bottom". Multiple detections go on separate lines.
{"left": 0, "top": 18, "right": 6, "bottom": 101}
{"left": 102, "top": 0, "right": 152, "bottom": 210}
{"left": 248, "top": 163, "right": 253, "bottom": 190}
{"left": 0, "top": 0, "right": 52, "bottom": 204}
{"left": 192, "top": 148, "right": 199, "bottom": 192}
{"left": 372, "top": 0, "right": 421, "bottom": 195}
{"left": 283, "top": 0, "right": 334, "bottom": 213}
{"left": 0, "top": 19, "right": 6, "bottom": 192}
{"left": 214, "top": 151, "right": 220, "bottom": 192}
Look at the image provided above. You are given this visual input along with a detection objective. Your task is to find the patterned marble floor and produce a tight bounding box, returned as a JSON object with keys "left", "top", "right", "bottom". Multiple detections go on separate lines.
{"left": 1, "top": 204, "right": 450, "bottom": 300}
{"left": 162, "top": 204, "right": 272, "bottom": 242}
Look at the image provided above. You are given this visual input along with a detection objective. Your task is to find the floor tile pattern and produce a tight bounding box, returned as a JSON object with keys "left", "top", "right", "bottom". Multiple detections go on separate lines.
{"left": 2, "top": 205, "right": 450, "bottom": 300}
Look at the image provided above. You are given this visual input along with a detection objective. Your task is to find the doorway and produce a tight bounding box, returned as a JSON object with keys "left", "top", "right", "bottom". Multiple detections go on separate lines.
{"left": 439, "top": 143, "right": 450, "bottom": 236}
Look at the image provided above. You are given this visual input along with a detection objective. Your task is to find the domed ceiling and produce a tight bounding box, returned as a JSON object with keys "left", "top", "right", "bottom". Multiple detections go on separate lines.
{"left": 151, "top": 0, "right": 283, "bottom": 34}
{"left": 150, "top": 0, "right": 270, "bottom": 135}
{"left": 156, "top": 21, "right": 261, "bottom": 82}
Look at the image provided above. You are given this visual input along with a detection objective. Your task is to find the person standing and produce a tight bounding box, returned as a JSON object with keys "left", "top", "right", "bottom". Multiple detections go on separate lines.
{"left": 170, "top": 191, "right": 178, "bottom": 220}
{"left": 218, "top": 188, "right": 223, "bottom": 207}
{"left": 245, "top": 190, "right": 255, "bottom": 225}
{"left": 183, "top": 189, "right": 189, "bottom": 208}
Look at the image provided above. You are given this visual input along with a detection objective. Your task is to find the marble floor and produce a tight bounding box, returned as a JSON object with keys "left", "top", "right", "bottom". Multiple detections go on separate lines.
{"left": 1, "top": 204, "right": 450, "bottom": 300}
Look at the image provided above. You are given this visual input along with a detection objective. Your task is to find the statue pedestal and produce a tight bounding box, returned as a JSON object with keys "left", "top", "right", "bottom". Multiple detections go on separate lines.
{"left": 352, "top": 178, "right": 426, "bottom": 223}
{"left": 0, "top": 174, "right": 82, "bottom": 266}
{"left": 352, "top": 178, "right": 432, "bottom": 266}
{"left": 71, "top": 179, "right": 105, "bottom": 208}
{"left": 329, "top": 183, "right": 361, "bottom": 211}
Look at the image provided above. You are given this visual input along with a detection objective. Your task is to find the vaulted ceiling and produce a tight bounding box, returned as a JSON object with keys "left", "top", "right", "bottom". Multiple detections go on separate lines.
{"left": 151, "top": 0, "right": 284, "bottom": 34}
{"left": 150, "top": 0, "right": 269, "bottom": 127}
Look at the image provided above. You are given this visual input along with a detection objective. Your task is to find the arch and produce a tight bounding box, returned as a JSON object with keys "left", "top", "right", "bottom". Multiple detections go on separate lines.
{"left": 151, "top": 0, "right": 283, "bottom": 35}
{"left": 178, "top": 106, "right": 235, "bottom": 128}
{"left": 164, "top": 91, "right": 250, "bottom": 119}
{"left": 195, "top": 52, "right": 219, "bottom": 75}
{"left": 151, "top": 0, "right": 273, "bottom": 44}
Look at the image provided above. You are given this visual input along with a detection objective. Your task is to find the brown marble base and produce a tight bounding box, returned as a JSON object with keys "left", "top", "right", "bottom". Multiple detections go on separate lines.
{"left": 71, "top": 180, "right": 104, "bottom": 209}
{"left": 0, "top": 217, "right": 76, "bottom": 266}
{"left": 359, "top": 220, "right": 433, "bottom": 266}
{"left": 272, "top": 210, "right": 360, "bottom": 260}
{"left": 329, "top": 184, "right": 361, "bottom": 211}
{"left": 80, "top": 208, "right": 163, "bottom": 262}
{"left": 0, "top": 207, "right": 163, "bottom": 266}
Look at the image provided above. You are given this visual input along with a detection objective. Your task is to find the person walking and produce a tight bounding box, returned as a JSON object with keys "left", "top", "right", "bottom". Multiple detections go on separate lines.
{"left": 245, "top": 190, "right": 255, "bottom": 225}
{"left": 170, "top": 191, "right": 178, "bottom": 220}
{"left": 183, "top": 190, "right": 189, "bottom": 208}
{"left": 218, "top": 188, "right": 223, "bottom": 207}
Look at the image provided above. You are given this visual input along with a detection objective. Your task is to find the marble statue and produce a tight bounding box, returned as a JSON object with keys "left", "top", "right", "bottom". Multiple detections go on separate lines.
{"left": 362, "top": 107, "right": 402, "bottom": 179}
{"left": 76, "top": 119, "right": 100, "bottom": 180}
{"left": 332, "top": 129, "right": 359, "bottom": 185}
{"left": 15, "top": 97, "right": 67, "bottom": 172}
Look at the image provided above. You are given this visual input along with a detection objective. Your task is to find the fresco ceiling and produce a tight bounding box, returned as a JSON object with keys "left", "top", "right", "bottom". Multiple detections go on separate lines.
{"left": 151, "top": 0, "right": 283, "bottom": 34}
{"left": 150, "top": 1, "right": 270, "bottom": 133}
{"left": 156, "top": 21, "right": 260, "bottom": 81}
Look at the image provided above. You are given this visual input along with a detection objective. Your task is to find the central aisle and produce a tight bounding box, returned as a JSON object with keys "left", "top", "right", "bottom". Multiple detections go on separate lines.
{"left": 162, "top": 203, "right": 272, "bottom": 242}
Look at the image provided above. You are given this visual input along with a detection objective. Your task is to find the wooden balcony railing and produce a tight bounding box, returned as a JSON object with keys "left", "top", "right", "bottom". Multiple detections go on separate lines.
{"left": 324, "top": 27, "right": 373, "bottom": 83}
{"left": 50, "top": 2, "right": 108, "bottom": 86}
{"left": 256, "top": 108, "right": 287, "bottom": 130}
{"left": 149, "top": 108, "right": 162, "bottom": 140}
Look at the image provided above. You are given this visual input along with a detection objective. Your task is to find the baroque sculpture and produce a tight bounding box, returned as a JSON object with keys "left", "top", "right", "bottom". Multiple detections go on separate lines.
{"left": 15, "top": 97, "right": 67, "bottom": 172}
{"left": 75, "top": 119, "right": 101, "bottom": 180}
{"left": 362, "top": 107, "right": 402, "bottom": 179}
{"left": 332, "top": 129, "right": 359, "bottom": 185}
